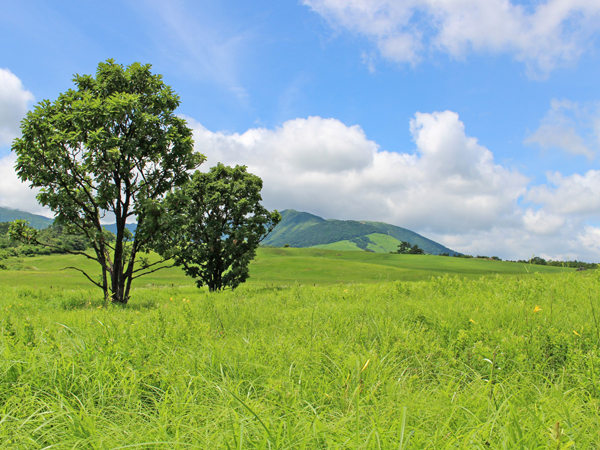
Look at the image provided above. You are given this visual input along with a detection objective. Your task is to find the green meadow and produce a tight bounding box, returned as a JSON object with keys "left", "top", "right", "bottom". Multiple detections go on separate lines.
{"left": 1, "top": 249, "right": 598, "bottom": 448}
{"left": 0, "top": 247, "right": 571, "bottom": 288}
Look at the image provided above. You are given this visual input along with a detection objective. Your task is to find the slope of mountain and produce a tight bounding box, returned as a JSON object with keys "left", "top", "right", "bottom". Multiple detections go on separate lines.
{"left": 263, "top": 209, "right": 458, "bottom": 255}
{"left": 364, "top": 221, "right": 454, "bottom": 255}
{"left": 0, "top": 207, "right": 53, "bottom": 229}
{"left": 263, "top": 209, "right": 325, "bottom": 245}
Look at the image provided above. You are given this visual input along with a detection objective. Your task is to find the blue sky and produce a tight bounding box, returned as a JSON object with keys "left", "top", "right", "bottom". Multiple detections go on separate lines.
{"left": 2, "top": 0, "right": 600, "bottom": 260}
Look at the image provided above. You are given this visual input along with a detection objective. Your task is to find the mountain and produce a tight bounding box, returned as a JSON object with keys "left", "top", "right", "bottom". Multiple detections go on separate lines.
{"left": 0, "top": 207, "right": 136, "bottom": 235}
{"left": 0, "top": 207, "right": 53, "bottom": 230}
{"left": 101, "top": 223, "right": 137, "bottom": 235}
{"left": 263, "top": 209, "right": 325, "bottom": 244}
{"left": 263, "top": 209, "right": 459, "bottom": 255}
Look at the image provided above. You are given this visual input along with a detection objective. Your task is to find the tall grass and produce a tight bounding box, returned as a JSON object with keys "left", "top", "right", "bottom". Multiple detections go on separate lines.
{"left": 1, "top": 272, "right": 599, "bottom": 448}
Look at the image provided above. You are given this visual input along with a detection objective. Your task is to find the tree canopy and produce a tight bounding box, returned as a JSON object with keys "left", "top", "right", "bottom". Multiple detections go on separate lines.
{"left": 391, "top": 241, "right": 425, "bottom": 255}
{"left": 159, "top": 164, "right": 281, "bottom": 291}
{"left": 10, "top": 60, "right": 204, "bottom": 303}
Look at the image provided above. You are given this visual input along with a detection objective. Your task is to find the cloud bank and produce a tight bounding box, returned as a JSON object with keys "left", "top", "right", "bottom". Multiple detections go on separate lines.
{"left": 190, "top": 112, "right": 600, "bottom": 261}
{"left": 0, "top": 68, "right": 48, "bottom": 216}
{"left": 0, "top": 68, "right": 34, "bottom": 146}
{"left": 526, "top": 99, "right": 600, "bottom": 159}
{"left": 303, "top": 0, "right": 600, "bottom": 77}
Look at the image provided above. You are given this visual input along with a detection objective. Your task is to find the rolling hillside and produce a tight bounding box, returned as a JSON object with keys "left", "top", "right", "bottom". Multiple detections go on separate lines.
{"left": 263, "top": 209, "right": 458, "bottom": 255}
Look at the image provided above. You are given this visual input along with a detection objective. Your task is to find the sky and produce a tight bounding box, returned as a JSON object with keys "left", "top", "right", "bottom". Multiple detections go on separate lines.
{"left": 2, "top": 0, "right": 600, "bottom": 261}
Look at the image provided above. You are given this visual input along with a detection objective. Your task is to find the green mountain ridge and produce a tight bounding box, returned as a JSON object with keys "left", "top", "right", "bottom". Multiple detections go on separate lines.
{"left": 0, "top": 206, "right": 458, "bottom": 256}
{"left": 0, "top": 207, "right": 137, "bottom": 234}
{"left": 263, "top": 209, "right": 459, "bottom": 255}
{"left": 0, "top": 207, "right": 53, "bottom": 230}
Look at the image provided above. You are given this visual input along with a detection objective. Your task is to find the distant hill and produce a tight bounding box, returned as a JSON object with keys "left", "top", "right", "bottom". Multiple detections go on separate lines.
{"left": 264, "top": 210, "right": 325, "bottom": 245}
{"left": 263, "top": 209, "right": 459, "bottom": 255}
{"left": 0, "top": 207, "right": 53, "bottom": 230}
{"left": 101, "top": 223, "right": 137, "bottom": 235}
{"left": 0, "top": 206, "right": 137, "bottom": 235}
{"left": 0, "top": 206, "right": 456, "bottom": 255}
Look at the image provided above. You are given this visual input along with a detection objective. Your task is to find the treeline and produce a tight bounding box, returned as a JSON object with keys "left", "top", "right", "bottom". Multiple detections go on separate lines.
{"left": 440, "top": 253, "right": 502, "bottom": 260}
{"left": 0, "top": 222, "right": 90, "bottom": 259}
{"left": 512, "top": 256, "right": 597, "bottom": 269}
{"left": 284, "top": 220, "right": 382, "bottom": 248}
{"left": 439, "top": 251, "right": 597, "bottom": 268}
{"left": 351, "top": 235, "right": 375, "bottom": 252}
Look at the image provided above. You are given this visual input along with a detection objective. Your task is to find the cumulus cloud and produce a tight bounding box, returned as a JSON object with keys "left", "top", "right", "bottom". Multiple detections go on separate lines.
{"left": 303, "top": 0, "right": 600, "bottom": 77}
{"left": 188, "top": 111, "right": 600, "bottom": 260}
{"left": 428, "top": 222, "right": 600, "bottom": 263}
{"left": 527, "top": 170, "right": 600, "bottom": 216}
{"left": 189, "top": 111, "right": 528, "bottom": 240}
{"left": 525, "top": 99, "right": 599, "bottom": 159}
{"left": 0, "top": 69, "right": 44, "bottom": 214}
{"left": 0, "top": 154, "right": 48, "bottom": 216}
{"left": 0, "top": 68, "right": 34, "bottom": 146}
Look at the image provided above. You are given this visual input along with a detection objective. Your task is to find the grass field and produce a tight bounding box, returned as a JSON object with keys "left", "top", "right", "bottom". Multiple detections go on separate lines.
{"left": 0, "top": 247, "right": 573, "bottom": 289}
{"left": 0, "top": 249, "right": 596, "bottom": 448}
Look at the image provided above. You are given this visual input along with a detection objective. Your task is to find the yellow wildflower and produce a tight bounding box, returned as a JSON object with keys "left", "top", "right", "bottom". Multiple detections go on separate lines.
{"left": 532, "top": 305, "right": 542, "bottom": 313}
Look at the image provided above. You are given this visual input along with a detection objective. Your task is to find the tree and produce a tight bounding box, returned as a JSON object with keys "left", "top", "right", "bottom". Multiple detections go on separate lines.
{"left": 10, "top": 60, "right": 204, "bottom": 303}
{"left": 529, "top": 256, "right": 547, "bottom": 265}
{"left": 390, "top": 240, "right": 425, "bottom": 255}
{"left": 159, "top": 164, "right": 281, "bottom": 291}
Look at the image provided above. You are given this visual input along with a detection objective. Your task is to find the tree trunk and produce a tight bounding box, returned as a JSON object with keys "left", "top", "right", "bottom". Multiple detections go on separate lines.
{"left": 111, "top": 208, "right": 128, "bottom": 303}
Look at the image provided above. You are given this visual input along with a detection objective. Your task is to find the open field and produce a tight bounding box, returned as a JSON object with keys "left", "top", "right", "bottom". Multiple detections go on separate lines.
{"left": 2, "top": 271, "right": 600, "bottom": 448}
{"left": 0, "top": 247, "right": 573, "bottom": 289}
{"left": 0, "top": 250, "right": 596, "bottom": 448}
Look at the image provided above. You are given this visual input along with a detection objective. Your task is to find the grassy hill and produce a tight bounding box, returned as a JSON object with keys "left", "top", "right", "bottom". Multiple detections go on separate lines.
{"left": 0, "top": 206, "right": 53, "bottom": 229}
{"left": 263, "top": 209, "right": 458, "bottom": 255}
{"left": 0, "top": 247, "right": 573, "bottom": 289}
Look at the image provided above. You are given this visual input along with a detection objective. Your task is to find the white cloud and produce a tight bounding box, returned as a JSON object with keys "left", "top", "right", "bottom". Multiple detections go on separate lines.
{"left": 0, "top": 69, "right": 44, "bottom": 215}
{"left": 189, "top": 111, "right": 530, "bottom": 246}
{"left": 188, "top": 111, "right": 600, "bottom": 261}
{"left": 303, "top": 0, "right": 600, "bottom": 77}
{"left": 525, "top": 99, "right": 599, "bottom": 159}
{"left": 523, "top": 208, "right": 565, "bottom": 235}
{"left": 527, "top": 170, "right": 600, "bottom": 216}
{"left": 0, "top": 68, "right": 34, "bottom": 146}
{"left": 428, "top": 222, "right": 600, "bottom": 263}
{"left": 0, "top": 154, "right": 49, "bottom": 216}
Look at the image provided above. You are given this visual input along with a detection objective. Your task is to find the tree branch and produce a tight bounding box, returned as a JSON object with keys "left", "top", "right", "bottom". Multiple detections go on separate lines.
{"left": 24, "top": 237, "right": 100, "bottom": 263}
{"left": 60, "top": 266, "right": 103, "bottom": 289}
{"left": 131, "top": 257, "right": 173, "bottom": 274}
{"left": 131, "top": 261, "right": 175, "bottom": 280}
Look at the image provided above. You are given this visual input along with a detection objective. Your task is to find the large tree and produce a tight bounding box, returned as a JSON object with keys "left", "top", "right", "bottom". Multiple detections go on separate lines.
{"left": 159, "top": 164, "right": 281, "bottom": 291}
{"left": 10, "top": 60, "right": 204, "bottom": 303}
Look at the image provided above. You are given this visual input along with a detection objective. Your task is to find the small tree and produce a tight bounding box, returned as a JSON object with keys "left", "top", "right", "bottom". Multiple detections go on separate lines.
{"left": 391, "top": 241, "right": 425, "bottom": 255}
{"left": 160, "top": 164, "right": 281, "bottom": 291}
{"left": 10, "top": 60, "right": 204, "bottom": 303}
